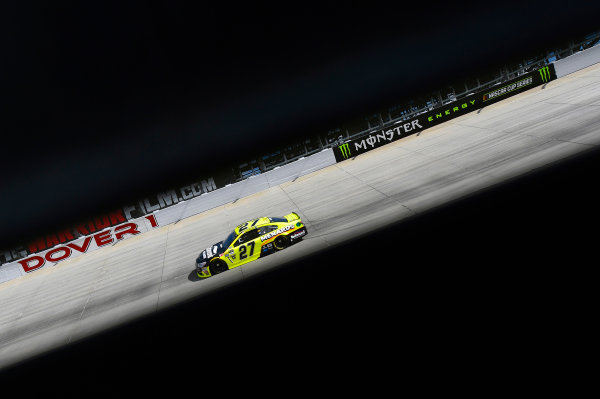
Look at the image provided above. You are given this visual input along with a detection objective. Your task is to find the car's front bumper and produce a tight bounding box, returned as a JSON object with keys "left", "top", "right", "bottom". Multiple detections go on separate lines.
{"left": 196, "top": 265, "right": 212, "bottom": 278}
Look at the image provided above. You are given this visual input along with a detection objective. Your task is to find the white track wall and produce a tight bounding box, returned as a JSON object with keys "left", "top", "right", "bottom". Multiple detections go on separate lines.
{"left": 154, "top": 148, "right": 335, "bottom": 226}
{"left": 554, "top": 43, "right": 600, "bottom": 78}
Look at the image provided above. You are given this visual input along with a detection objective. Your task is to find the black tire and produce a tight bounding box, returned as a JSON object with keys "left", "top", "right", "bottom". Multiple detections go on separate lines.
{"left": 209, "top": 259, "right": 228, "bottom": 275}
{"left": 273, "top": 235, "right": 290, "bottom": 250}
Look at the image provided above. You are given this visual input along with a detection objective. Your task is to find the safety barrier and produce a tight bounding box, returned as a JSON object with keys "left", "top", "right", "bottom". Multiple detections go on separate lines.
{"left": 553, "top": 44, "right": 600, "bottom": 78}
{"left": 333, "top": 65, "right": 558, "bottom": 162}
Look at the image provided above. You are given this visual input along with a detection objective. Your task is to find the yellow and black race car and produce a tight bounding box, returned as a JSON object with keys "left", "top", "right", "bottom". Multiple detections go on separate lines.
{"left": 195, "top": 212, "right": 307, "bottom": 278}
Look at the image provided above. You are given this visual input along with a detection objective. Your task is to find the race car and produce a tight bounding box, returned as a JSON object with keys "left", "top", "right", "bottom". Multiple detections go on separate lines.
{"left": 195, "top": 212, "right": 307, "bottom": 278}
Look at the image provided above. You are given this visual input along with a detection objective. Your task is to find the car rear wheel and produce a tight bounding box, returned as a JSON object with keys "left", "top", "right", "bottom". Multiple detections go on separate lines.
{"left": 209, "top": 259, "right": 228, "bottom": 275}
{"left": 273, "top": 235, "right": 290, "bottom": 250}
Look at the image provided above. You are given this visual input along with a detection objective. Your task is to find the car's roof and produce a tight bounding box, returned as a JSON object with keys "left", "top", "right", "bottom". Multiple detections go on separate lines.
{"left": 233, "top": 217, "right": 283, "bottom": 235}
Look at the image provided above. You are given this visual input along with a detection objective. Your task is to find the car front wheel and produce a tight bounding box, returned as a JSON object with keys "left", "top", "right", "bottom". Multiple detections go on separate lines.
{"left": 209, "top": 259, "right": 228, "bottom": 275}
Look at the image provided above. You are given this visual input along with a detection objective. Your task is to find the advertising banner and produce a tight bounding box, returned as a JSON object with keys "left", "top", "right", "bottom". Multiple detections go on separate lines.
{"left": 0, "top": 215, "right": 160, "bottom": 282}
{"left": 333, "top": 65, "right": 556, "bottom": 162}
{"left": 0, "top": 174, "right": 233, "bottom": 268}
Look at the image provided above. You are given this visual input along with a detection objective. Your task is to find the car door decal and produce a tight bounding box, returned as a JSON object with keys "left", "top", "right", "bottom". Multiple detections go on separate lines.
{"left": 259, "top": 224, "right": 294, "bottom": 241}
{"left": 239, "top": 241, "right": 256, "bottom": 260}
{"left": 224, "top": 248, "right": 236, "bottom": 263}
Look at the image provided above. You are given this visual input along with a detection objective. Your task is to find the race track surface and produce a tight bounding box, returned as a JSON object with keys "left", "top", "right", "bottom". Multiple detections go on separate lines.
{"left": 1, "top": 63, "right": 599, "bottom": 370}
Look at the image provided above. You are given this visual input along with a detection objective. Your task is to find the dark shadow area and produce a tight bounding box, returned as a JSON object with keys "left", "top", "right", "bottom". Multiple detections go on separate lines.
{"left": 2, "top": 141, "right": 599, "bottom": 392}
{"left": 187, "top": 269, "right": 201, "bottom": 282}
{"left": 1, "top": 1, "right": 598, "bottom": 250}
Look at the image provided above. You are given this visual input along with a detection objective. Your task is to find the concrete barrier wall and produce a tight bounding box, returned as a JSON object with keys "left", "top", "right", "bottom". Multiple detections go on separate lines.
{"left": 554, "top": 44, "right": 600, "bottom": 78}
{"left": 156, "top": 149, "right": 335, "bottom": 226}
{"left": 333, "top": 65, "right": 557, "bottom": 162}
{"left": 0, "top": 258, "right": 22, "bottom": 282}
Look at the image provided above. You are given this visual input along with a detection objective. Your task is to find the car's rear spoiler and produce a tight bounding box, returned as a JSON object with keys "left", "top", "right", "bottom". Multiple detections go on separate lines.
{"left": 284, "top": 212, "right": 300, "bottom": 222}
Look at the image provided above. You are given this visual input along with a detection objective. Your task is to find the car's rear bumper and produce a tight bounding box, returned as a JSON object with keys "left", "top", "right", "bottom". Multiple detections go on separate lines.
{"left": 288, "top": 227, "right": 307, "bottom": 243}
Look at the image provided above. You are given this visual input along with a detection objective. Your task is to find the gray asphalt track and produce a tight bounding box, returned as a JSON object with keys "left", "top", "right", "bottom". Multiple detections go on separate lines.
{"left": 1, "top": 63, "right": 599, "bottom": 370}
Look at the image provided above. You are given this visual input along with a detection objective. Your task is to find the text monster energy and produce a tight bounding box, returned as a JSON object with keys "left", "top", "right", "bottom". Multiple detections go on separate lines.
{"left": 427, "top": 100, "right": 477, "bottom": 119}
{"left": 339, "top": 143, "right": 351, "bottom": 159}
{"left": 539, "top": 66, "right": 551, "bottom": 83}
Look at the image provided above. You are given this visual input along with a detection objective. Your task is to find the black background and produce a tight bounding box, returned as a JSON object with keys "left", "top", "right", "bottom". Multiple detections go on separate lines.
{"left": 1, "top": 0, "right": 598, "bottom": 393}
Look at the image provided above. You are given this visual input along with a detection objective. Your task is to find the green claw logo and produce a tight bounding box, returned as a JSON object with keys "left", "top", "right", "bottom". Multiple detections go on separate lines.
{"left": 339, "top": 143, "right": 351, "bottom": 159}
{"left": 539, "top": 66, "right": 551, "bottom": 83}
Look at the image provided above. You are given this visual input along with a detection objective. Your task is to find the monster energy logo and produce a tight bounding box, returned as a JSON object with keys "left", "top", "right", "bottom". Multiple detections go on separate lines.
{"left": 339, "top": 143, "right": 351, "bottom": 159}
{"left": 539, "top": 66, "right": 551, "bottom": 83}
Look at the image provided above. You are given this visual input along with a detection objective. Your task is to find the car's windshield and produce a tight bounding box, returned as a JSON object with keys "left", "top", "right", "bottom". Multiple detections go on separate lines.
{"left": 222, "top": 230, "right": 237, "bottom": 249}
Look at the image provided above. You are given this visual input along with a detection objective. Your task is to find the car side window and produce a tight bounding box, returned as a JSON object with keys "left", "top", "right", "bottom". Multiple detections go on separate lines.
{"left": 235, "top": 229, "right": 259, "bottom": 246}
{"left": 257, "top": 225, "right": 278, "bottom": 236}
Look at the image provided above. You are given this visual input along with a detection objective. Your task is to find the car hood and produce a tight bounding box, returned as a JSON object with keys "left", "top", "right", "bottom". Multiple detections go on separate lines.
{"left": 197, "top": 241, "right": 225, "bottom": 263}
